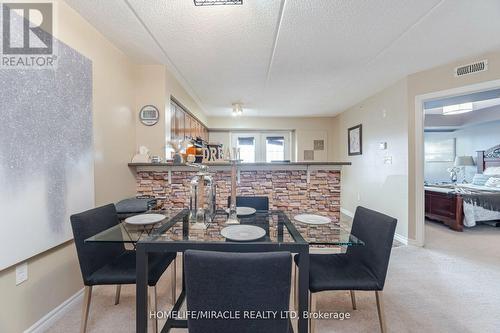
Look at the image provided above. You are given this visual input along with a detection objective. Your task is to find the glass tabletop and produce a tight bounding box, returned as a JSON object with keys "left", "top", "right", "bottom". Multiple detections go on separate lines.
{"left": 85, "top": 209, "right": 184, "bottom": 244}
{"left": 85, "top": 209, "right": 364, "bottom": 248}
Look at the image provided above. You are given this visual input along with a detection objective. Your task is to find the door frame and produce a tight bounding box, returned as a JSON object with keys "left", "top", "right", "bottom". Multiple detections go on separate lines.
{"left": 413, "top": 78, "right": 500, "bottom": 246}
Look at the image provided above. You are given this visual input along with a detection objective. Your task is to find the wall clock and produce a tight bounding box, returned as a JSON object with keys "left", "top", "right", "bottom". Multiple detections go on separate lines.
{"left": 139, "top": 105, "right": 159, "bottom": 126}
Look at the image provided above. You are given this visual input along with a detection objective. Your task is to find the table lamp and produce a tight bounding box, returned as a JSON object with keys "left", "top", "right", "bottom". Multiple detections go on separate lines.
{"left": 454, "top": 156, "right": 475, "bottom": 183}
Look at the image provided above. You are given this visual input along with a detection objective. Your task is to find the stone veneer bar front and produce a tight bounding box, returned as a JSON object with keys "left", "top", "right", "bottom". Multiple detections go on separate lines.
{"left": 130, "top": 162, "right": 350, "bottom": 224}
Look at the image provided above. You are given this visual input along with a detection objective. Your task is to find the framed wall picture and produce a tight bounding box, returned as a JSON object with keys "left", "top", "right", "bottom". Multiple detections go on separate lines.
{"left": 313, "top": 139, "right": 324, "bottom": 151}
{"left": 348, "top": 124, "right": 362, "bottom": 156}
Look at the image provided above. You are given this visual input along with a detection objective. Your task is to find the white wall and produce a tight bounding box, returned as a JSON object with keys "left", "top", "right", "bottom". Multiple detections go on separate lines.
{"left": 425, "top": 120, "right": 500, "bottom": 183}
{"left": 336, "top": 79, "right": 409, "bottom": 238}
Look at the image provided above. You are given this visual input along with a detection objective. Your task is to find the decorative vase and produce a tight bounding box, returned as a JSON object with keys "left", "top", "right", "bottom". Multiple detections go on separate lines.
{"left": 173, "top": 153, "right": 183, "bottom": 165}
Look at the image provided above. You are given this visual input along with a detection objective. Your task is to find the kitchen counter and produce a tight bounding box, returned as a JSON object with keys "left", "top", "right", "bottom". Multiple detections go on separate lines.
{"left": 128, "top": 161, "right": 350, "bottom": 172}
{"left": 129, "top": 162, "right": 351, "bottom": 166}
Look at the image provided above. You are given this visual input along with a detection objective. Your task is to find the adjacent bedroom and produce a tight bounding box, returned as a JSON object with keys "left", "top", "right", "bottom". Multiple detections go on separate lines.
{"left": 424, "top": 89, "right": 500, "bottom": 232}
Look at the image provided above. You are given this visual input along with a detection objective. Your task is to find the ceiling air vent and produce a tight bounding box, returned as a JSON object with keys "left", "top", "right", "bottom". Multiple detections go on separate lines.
{"left": 454, "top": 60, "right": 488, "bottom": 77}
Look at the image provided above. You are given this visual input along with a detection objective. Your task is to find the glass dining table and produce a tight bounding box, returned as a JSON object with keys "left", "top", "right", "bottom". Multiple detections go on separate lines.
{"left": 86, "top": 208, "right": 364, "bottom": 333}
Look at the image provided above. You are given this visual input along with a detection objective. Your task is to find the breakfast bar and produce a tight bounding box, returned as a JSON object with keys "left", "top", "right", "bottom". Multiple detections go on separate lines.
{"left": 129, "top": 162, "right": 351, "bottom": 224}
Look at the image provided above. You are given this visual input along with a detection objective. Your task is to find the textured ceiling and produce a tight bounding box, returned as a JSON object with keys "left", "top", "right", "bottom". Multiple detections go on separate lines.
{"left": 66, "top": 0, "right": 500, "bottom": 117}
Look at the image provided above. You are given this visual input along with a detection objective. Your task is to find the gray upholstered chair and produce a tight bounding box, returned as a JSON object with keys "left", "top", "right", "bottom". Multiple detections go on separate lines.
{"left": 184, "top": 250, "right": 292, "bottom": 333}
{"left": 294, "top": 206, "right": 397, "bottom": 333}
{"left": 70, "top": 204, "right": 177, "bottom": 333}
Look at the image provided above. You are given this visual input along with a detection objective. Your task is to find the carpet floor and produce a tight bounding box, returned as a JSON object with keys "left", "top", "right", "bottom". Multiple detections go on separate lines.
{"left": 48, "top": 221, "right": 500, "bottom": 332}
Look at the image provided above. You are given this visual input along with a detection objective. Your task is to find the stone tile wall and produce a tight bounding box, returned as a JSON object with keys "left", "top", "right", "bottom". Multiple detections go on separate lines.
{"left": 136, "top": 170, "right": 341, "bottom": 222}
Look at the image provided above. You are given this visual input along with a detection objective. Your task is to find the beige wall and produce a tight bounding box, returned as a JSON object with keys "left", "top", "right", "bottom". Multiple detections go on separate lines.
{"left": 134, "top": 65, "right": 167, "bottom": 157}
{"left": 336, "top": 79, "right": 409, "bottom": 238}
{"left": 0, "top": 1, "right": 138, "bottom": 332}
{"left": 207, "top": 116, "right": 340, "bottom": 162}
{"left": 406, "top": 50, "right": 500, "bottom": 238}
{"left": 134, "top": 66, "right": 208, "bottom": 158}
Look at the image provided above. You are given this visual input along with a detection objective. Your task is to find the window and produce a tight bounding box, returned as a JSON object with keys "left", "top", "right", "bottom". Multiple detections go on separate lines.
{"left": 237, "top": 137, "right": 256, "bottom": 163}
{"left": 266, "top": 136, "right": 285, "bottom": 162}
{"left": 231, "top": 132, "right": 291, "bottom": 163}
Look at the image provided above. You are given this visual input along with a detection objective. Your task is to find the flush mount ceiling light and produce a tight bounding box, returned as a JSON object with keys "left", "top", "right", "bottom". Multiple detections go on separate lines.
{"left": 442, "top": 102, "right": 473, "bottom": 115}
{"left": 232, "top": 103, "right": 243, "bottom": 116}
{"left": 194, "top": 0, "right": 243, "bottom": 6}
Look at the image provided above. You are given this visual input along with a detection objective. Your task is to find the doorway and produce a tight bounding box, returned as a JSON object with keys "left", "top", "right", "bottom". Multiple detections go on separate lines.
{"left": 414, "top": 79, "right": 500, "bottom": 246}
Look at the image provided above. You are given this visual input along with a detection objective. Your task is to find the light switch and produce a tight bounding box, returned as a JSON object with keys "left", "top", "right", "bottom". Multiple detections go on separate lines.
{"left": 16, "top": 262, "right": 28, "bottom": 285}
{"left": 379, "top": 142, "right": 387, "bottom": 150}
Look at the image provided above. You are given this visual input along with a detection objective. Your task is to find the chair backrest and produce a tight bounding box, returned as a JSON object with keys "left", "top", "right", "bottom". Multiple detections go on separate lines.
{"left": 347, "top": 206, "right": 397, "bottom": 290}
{"left": 227, "top": 196, "right": 270, "bottom": 211}
{"left": 70, "top": 204, "right": 125, "bottom": 285}
{"left": 184, "top": 250, "right": 291, "bottom": 333}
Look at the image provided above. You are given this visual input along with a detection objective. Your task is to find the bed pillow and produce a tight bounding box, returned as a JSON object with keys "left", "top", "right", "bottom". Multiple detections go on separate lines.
{"left": 472, "top": 174, "right": 491, "bottom": 186}
{"left": 484, "top": 177, "right": 500, "bottom": 188}
{"left": 483, "top": 167, "right": 500, "bottom": 176}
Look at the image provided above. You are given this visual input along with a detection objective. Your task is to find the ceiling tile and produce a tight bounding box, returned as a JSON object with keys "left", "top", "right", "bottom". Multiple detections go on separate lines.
{"left": 65, "top": 0, "right": 500, "bottom": 117}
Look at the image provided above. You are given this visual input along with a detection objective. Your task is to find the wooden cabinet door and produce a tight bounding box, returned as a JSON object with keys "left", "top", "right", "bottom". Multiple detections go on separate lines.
{"left": 185, "top": 114, "right": 192, "bottom": 139}
{"left": 176, "top": 108, "right": 185, "bottom": 140}
{"left": 170, "top": 104, "right": 177, "bottom": 140}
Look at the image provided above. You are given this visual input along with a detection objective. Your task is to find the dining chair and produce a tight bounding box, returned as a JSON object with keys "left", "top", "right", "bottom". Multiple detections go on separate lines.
{"left": 184, "top": 250, "right": 292, "bottom": 333}
{"left": 294, "top": 206, "right": 397, "bottom": 333}
{"left": 227, "top": 195, "right": 270, "bottom": 210}
{"left": 70, "top": 204, "right": 177, "bottom": 333}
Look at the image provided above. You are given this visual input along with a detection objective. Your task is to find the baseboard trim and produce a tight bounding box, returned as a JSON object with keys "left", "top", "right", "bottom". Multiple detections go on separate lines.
{"left": 340, "top": 207, "right": 354, "bottom": 218}
{"left": 394, "top": 233, "right": 409, "bottom": 245}
{"left": 394, "top": 233, "right": 420, "bottom": 246}
{"left": 24, "top": 288, "right": 84, "bottom": 333}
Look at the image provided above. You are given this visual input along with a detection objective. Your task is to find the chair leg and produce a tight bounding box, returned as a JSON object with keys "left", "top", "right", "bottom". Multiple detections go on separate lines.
{"left": 149, "top": 286, "right": 158, "bottom": 333}
{"left": 114, "top": 285, "right": 121, "bottom": 305}
{"left": 171, "top": 258, "right": 177, "bottom": 304}
{"left": 293, "top": 264, "right": 297, "bottom": 310}
{"left": 180, "top": 253, "right": 184, "bottom": 284}
{"left": 350, "top": 290, "right": 357, "bottom": 310}
{"left": 375, "top": 291, "right": 387, "bottom": 333}
{"left": 80, "top": 286, "right": 92, "bottom": 333}
{"left": 309, "top": 292, "right": 316, "bottom": 333}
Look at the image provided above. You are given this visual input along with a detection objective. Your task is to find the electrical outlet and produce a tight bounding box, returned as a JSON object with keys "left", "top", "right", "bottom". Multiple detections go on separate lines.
{"left": 384, "top": 156, "right": 393, "bottom": 165}
{"left": 16, "top": 262, "right": 28, "bottom": 285}
{"left": 357, "top": 193, "right": 361, "bottom": 201}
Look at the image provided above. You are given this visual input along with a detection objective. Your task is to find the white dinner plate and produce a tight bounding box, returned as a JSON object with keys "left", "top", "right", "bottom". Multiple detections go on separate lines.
{"left": 294, "top": 214, "right": 331, "bottom": 225}
{"left": 220, "top": 225, "right": 266, "bottom": 241}
{"left": 224, "top": 206, "right": 257, "bottom": 216}
{"left": 124, "top": 213, "right": 165, "bottom": 225}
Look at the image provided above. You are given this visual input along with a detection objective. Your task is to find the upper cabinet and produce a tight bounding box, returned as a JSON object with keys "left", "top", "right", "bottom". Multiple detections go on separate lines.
{"left": 170, "top": 99, "right": 208, "bottom": 142}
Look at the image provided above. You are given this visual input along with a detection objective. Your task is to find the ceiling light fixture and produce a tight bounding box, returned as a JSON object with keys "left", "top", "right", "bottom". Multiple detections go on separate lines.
{"left": 442, "top": 102, "right": 473, "bottom": 115}
{"left": 194, "top": 0, "right": 243, "bottom": 6}
{"left": 232, "top": 103, "right": 243, "bottom": 116}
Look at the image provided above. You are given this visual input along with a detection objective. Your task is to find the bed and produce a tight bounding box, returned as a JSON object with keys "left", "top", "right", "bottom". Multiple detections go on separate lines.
{"left": 424, "top": 144, "right": 500, "bottom": 231}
